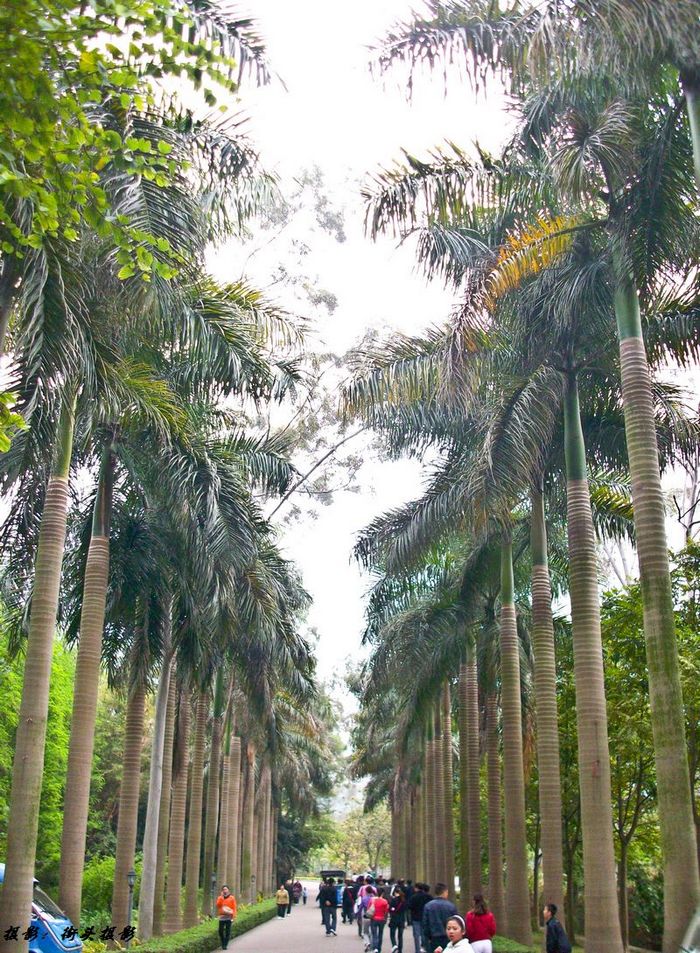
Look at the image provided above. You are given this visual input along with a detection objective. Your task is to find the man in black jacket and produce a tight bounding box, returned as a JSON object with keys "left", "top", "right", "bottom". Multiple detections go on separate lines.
{"left": 320, "top": 878, "right": 339, "bottom": 936}
{"left": 408, "top": 884, "right": 432, "bottom": 953}
{"left": 421, "top": 884, "right": 456, "bottom": 953}
{"left": 544, "top": 904, "right": 571, "bottom": 953}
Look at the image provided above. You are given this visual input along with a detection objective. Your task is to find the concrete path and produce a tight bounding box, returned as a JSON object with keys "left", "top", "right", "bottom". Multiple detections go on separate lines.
{"left": 224, "top": 883, "right": 383, "bottom": 953}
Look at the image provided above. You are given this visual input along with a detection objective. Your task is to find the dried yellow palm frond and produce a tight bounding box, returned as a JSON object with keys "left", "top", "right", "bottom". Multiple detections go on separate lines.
{"left": 485, "top": 214, "right": 582, "bottom": 308}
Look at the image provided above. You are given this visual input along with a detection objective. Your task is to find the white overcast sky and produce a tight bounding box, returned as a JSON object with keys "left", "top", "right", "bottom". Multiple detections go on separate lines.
{"left": 210, "top": 0, "right": 512, "bottom": 688}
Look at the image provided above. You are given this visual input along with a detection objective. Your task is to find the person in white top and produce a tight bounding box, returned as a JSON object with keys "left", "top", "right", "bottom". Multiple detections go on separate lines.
{"left": 435, "top": 916, "right": 476, "bottom": 953}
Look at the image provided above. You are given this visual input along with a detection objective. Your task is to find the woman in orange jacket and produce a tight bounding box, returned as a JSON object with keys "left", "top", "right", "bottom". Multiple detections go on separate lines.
{"left": 216, "top": 885, "right": 237, "bottom": 949}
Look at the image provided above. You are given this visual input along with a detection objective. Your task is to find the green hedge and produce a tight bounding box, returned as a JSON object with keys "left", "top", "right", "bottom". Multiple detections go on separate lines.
{"left": 493, "top": 937, "right": 533, "bottom": 953}
{"left": 134, "top": 899, "right": 277, "bottom": 953}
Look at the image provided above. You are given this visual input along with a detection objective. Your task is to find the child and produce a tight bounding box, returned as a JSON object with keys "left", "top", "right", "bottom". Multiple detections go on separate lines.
{"left": 435, "top": 916, "right": 475, "bottom": 953}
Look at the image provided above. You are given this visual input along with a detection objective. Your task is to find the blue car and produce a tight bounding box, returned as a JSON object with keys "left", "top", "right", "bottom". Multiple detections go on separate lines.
{"left": 0, "top": 864, "right": 83, "bottom": 953}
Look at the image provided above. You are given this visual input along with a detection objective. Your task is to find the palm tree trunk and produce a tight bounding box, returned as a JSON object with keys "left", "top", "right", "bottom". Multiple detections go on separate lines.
{"left": 163, "top": 689, "right": 190, "bottom": 934}
{"left": 465, "top": 656, "right": 481, "bottom": 895}
{"left": 202, "top": 671, "right": 225, "bottom": 912}
{"left": 614, "top": 279, "right": 700, "bottom": 951}
{"left": 486, "top": 693, "right": 505, "bottom": 928}
{"left": 153, "top": 673, "right": 177, "bottom": 936}
{"left": 218, "top": 716, "right": 232, "bottom": 888}
{"left": 58, "top": 442, "right": 114, "bottom": 924}
{"left": 424, "top": 738, "right": 437, "bottom": 886}
{"left": 459, "top": 663, "right": 471, "bottom": 899}
{"left": 414, "top": 782, "right": 424, "bottom": 882}
{"left": 226, "top": 737, "right": 242, "bottom": 894}
{"left": 530, "top": 484, "right": 565, "bottom": 923}
{"left": 0, "top": 394, "right": 75, "bottom": 953}
{"left": 270, "top": 808, "right": 278, "bottom": 892}
{"left": 619, "top": 840, "right": 629, "bottom": 949}
{"left": 262, "top": 773, "right": 271, "bottom": 894}
{"left": 442, "top": 682, "right": 456, "bottom": 899}
{"left": 433, "top": 702, "right": 446, "bottom": 884}
{"left": 391, "top": 790, "right": 400, "bottom": 876}
{"left": 0, "top": 254, "right": 20, "bottom": 357}
{"left": 138, "top": 634, "right": 174, "bottom": 940}
{"left": 406, "top": 787, "right": 416, "bottom": 880}
{"left": 241, "top": 743, "right": 256, "bottom": 903}
{"left": 563, "top": 372, "right": 623, "bottom": 953}
{"left": 184, "top": 689, "right": 209, "bottom": 926}
{"left": 499, "top": 537, "right": 533, "bottom": 945}
{"left": 681, "top": 68, "right": 700, "bottom": 191}
{"left": 111, "top": 675, "right": 147, "bottom": 929}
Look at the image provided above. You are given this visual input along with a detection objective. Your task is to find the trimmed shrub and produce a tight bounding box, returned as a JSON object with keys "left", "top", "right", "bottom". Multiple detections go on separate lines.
{"left": 135, "top": 899, "right": 277, "bottom": 953}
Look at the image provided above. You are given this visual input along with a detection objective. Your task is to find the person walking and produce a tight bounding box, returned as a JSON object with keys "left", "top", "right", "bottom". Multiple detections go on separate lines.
{"left": 465, "top": 894, "right": 496, "bottom": 953}
{"left": 544, "top": 904, "right": 571, "bottom": 953}
{"left": 275, "top": 884, "right": 290, "bottom": 920}
{"left": 408, "top": 883, "right": 432, "bottom": 953}
{"left": 389, "top": 887, "right": 406, "bottom": 952}
{"left": 342, "top": 880, "right": 356, "bottom": 924}
{"left": 215, "top": 885, "right": 237, "bottom": 950}
{"left": 360, "top": 884, "right": 377, "bottom": 949}
{"left": 435, "top": 916, "right": 475, "bottom": 953}
{"left": 422, "top": 883, "right": 457, "bottom": 953}
{"left": 369, "top": 887, "right": 390, "bottom": 953}
{"left": 285, "top": 879, "right": 294, "bottom": 916}
{"left": 320, "top": 876, "right": 339, "bottom": 936}
{"left": 303, "top": 886, "right": 308, "bottom": 905}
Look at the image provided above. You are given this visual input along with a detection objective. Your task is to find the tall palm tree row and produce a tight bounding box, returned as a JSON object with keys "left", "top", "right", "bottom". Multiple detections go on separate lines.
{"left": 344, "top": 201, "right": 697, "bottom": 948}
{"left": 362, "top": 6, "right": 700, "bottom": 949}
{"left": 0, "top": 12, "right": 340, "bottom": 949}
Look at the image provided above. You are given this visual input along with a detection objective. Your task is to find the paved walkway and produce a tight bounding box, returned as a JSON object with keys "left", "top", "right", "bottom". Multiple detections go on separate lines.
{"left": 225, "top": 884, "right": 380, "bottom": 953}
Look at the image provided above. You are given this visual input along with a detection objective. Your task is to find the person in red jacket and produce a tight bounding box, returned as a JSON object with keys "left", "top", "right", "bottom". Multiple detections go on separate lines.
{"left": 465, "top": 894, "right": 496, "bottom": 953}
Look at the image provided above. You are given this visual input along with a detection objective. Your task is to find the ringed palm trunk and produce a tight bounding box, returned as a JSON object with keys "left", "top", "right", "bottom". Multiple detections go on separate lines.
{"left": 530, "top": 484, "right": 565, "bottom": 923}
{"left": 391, "top": 786, "right": 400, "bottom": 876}
{"left": 241, "top": 743, "right": 256, "bottom": 904}
{"left": 441, "top": 682, "right": 456, "bottom": 899}
{"left": 614, "top": 278, "right": 700, "bottom": 951}
{"left": 424, "top": 736, "right": 437, "bottom": 887}
{"left": 153, "top": 672, "right": 177, "bottom": 936}
{"left": 459, "top": 662, "right": 471, "bottom": 897}
{"left": 486, "top": 692, "right": 505, "bottom": 928}
{"left": 0, "top": 394, "right": 75, "bottom": 953}
{"left": 235, "top": 740, "right": 248, "bottom": 896}
{"left": 433, "top": 702, "right": 446, "bottom": 884}
{"left": 414, "top": 781, "right": 424, "bottom": 882}
{"left": 218, "top": 715, "right": 233, "bottom": 888}
{"left": 59, "top": 444, "right": 114, "bottom": 924}
{"left": 163, "top": 690, "right": 190, "bottom": 934}
{"left": 138, "top": 634, "right": 174, "bottom": 940}
{"left": 563, "top": 372, "right": 623, "bottom": 953}
{"left": 465, "top": 655, "right": 481, "bottom": 894}
{"left": 226, "top": 737, "right": 242, "bottom": 894}
{"left": 184, "top": 689, "right": 209, "bottom": 926}
{"left": 202, "top": 671, "right": 225, "bottom": 912}
{"left": 111, "top": 672, "right": 147, "bottom": 929}
{"left": 499, "top": 537, "right": 532, "bottom": 945}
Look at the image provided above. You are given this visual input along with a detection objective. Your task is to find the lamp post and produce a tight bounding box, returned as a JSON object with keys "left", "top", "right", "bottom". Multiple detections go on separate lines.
{"left": 211, "top": 873, "right": 217, "bottom": 917}
{"left": 126, "top": 869, "right": 136, "bottom": 948}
